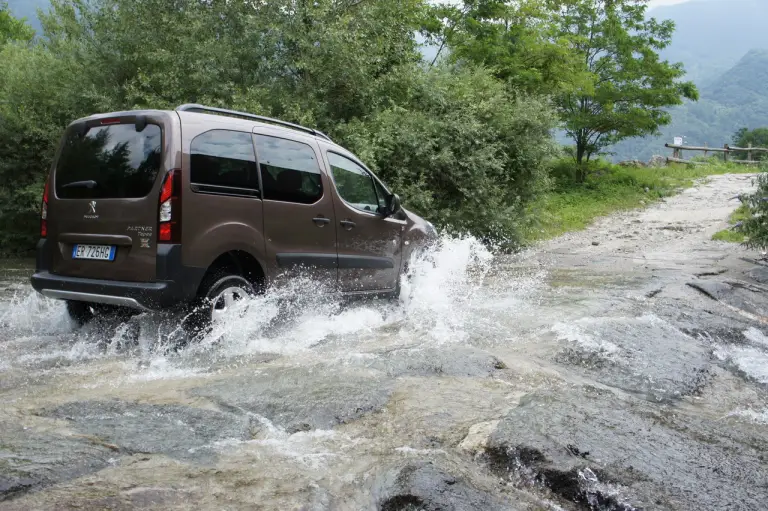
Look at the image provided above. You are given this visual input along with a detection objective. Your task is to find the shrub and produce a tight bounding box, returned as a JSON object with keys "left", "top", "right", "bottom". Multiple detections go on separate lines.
{"left": 337, "top": 65, "right": 558, "bottom": 246}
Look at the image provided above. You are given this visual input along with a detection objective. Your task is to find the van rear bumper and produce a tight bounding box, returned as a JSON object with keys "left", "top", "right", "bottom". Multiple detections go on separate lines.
{"left": 31, "top": 241, "right": 205, "bottom": 310}
{"left": 30, "top": 272, "right": 181, "bottom": 310}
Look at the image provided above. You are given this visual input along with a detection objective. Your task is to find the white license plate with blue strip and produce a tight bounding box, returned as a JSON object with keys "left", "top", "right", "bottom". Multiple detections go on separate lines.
{"left": 72, "top": 244, "right": 116, "bottom": 261}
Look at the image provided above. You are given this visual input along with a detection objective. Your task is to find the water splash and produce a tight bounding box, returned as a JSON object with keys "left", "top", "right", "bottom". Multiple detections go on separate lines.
{"left": 725, "top": 409, "right": 768, "bottom": 424}
{"left": 713, "top": 344, "right": 768, "bottom": 384}
{"left": 186, "top": 234, "right": 496, "bottom": 357}
{"left": 552, "top": 321, "right": 622, "bottom": 359}
{"left": 0, "top": 290, "right": 73, "bottom": 335}
{"left": 0, "top": 235, "right": 501, "bottom": 374}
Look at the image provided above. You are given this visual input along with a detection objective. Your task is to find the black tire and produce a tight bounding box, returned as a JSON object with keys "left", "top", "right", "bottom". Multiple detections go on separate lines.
{"left": 66, "top": 300, "right": 95, "bottom": 327}
{"left": 66, "top": 301, "right": 135, "bottom": 328}
{"left": 183, "top": 273, "right": 255, "bottom": 337}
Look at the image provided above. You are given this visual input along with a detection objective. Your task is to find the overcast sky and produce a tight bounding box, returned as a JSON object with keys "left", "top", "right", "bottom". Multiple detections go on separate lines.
{"left": 648, "top": 0, "right": 690, "bottom": 8}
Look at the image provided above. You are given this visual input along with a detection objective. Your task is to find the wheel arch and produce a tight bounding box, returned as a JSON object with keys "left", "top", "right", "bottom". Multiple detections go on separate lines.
{"left": 198, "top": 249, "right": 267, "bottom": 296}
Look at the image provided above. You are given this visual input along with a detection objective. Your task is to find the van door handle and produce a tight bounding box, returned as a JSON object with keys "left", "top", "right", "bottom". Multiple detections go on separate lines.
{"left": 340, "top": 220, "right": 356, "bottom": 230}
{"left": 312, "top": 216, "right": 331, "bottom": 226}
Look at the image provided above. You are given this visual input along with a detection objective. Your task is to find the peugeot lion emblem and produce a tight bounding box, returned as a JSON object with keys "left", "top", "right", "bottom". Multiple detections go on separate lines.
{"left": 88, "top": 201, "right": 97, "bottom": 214}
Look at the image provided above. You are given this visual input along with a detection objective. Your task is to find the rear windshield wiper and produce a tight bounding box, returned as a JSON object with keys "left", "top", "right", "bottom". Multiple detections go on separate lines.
{"left": 61, "top": 180, "right": 98, "bottom": 189}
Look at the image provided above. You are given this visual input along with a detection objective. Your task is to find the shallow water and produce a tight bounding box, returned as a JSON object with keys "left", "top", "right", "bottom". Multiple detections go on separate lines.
{"left": 1, "top": 174, "right": 768, "bottom": 510}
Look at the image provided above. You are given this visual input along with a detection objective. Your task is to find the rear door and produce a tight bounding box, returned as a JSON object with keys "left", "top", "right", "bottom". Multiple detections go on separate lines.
{"left": 255, "top": 131, "right": 338, "bottom": 287}
{"left": 325, "top": 151, "right": 404, "bottom": 292}
{"left": 48, "top": 113, "right": 177, "bottom": 282}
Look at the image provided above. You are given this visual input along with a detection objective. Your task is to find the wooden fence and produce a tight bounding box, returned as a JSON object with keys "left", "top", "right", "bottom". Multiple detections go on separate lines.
{"left": 665, "top": 143, "right": 768, "bottom": 166}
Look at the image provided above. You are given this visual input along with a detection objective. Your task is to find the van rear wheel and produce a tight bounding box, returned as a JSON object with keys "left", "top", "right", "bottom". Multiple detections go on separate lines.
{"left": 184, "top": 274, "right": 255, "bottom": 337}
{"left": 66, "top": 300, "right": 94, "bottom": 327}
{"left": 65, "top": 301, "right": 131, "bottom": 327}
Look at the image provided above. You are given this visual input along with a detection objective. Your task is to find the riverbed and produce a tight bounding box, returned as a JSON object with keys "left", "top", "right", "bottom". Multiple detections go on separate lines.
{"left": 1, "top": 173, "right": 766, "bottom": 510}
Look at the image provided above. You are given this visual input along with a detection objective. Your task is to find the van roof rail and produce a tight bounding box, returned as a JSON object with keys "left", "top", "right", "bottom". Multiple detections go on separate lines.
{"left": 175, "top": 104, "right": 333, "bottom": 142}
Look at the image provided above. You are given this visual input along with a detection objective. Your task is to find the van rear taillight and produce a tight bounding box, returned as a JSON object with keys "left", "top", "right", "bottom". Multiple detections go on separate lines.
{"left": 158, "top": 169, "right": 181, "bottom": 243}
{"left": 41, "top": 178, "right": 49, "bottom": 238}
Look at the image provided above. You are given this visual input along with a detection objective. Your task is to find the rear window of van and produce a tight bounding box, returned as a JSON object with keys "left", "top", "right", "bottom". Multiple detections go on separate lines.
{"left": 55, "top": 123, "right": 162, "bottom": 199}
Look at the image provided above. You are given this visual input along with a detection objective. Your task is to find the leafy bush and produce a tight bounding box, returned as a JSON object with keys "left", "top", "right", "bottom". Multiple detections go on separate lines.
{"left": 337, "top": 66, "right": 558, "bottom": 246}
{"left": 740, "top": 170, "right": 768, "bottom": 249}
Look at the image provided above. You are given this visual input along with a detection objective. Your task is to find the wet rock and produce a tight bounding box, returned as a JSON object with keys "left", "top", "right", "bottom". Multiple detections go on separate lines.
{"left": 747, "top": 265, "right": 768, "bottom": 284}
{"left": 554, "top": 315, "right": 712, "bottom": 401}
{"left": 645, "top": 287, "right": 663, "bottom": 298}
{"left": 485, "top": 387, "right": 768, "bottom": 510}
{"left": 0, "top": 419, "right": 113, "bottom": 501}
{"left": 688, "top": 280, "right": 768, "bottom": 318}
{"left": 192, "top": 365, "right": 394, "bottom": 432}
{"left": 694, "top": 268, "right": 728, "bottom": 278}
{"left": 375, "top": 462, "right": 514, "bottom": 511}
{"left": 369, "top": 346, "right": 506, "bottom": 378}
{"left": 458, "top": 420, "right": 499, "bottom": 454}
{"left": 42, "top": 400, "right": 250, "bottom": 463}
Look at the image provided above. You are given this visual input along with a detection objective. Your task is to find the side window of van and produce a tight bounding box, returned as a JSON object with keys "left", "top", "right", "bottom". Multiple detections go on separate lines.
{"left": 190, "top": 130, "right": 259, "bottom": 196}
{"left": 254, "top": 135, "right": 323, "bottom": 204}
{"left": 328, "top": 152, "right": 386, "bottom": 214}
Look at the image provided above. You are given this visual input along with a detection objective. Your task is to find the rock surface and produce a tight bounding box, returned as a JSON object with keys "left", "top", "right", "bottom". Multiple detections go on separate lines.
{"left": 486, "top": 387, "right": 768, "bottom": 510}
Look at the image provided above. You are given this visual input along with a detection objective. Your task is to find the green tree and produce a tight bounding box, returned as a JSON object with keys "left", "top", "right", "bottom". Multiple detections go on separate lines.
{"left": 441, "top": 0, "right": 698, "bottom": 172}
{"left": 554, "top": 0, "right": 698, "bottom": 167}
{"left": 438, "top": 0, "right": 590, "bottom": 97}
{"left": 733, "top": 127, "right": 768, "bottom": 161}
{"left": 0, "top": 1, "right": 34, "bottom": 46}
{"left": 0, "top": 6, "right": 44, "bottom": 250}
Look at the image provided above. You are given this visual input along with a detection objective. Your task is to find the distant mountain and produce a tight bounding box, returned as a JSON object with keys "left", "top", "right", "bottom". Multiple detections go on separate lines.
{"left": 609, "top": 0, "right": 768, "bottom": 161}
{"left": 5, "top": 0, "right": 49, "bottom": 34}
{"left": 611, "top": 49, "right": 768, "bottom": 162}
{"left": 653, "top": 0, "right": 768, "bottom": 85}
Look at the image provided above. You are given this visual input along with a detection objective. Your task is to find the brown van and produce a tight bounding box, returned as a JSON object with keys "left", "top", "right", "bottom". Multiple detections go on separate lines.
{"left": 31, "top": 104, "right": 436, "bottom": 327}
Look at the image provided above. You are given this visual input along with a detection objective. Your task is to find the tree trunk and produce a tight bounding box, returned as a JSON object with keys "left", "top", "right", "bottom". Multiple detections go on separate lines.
{"left": 575, "top": 139, "right": 588, "bottom": 182}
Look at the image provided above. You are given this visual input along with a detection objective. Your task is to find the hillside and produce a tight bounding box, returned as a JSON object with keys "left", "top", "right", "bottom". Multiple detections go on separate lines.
{"left": 652, "top": 0, "right": 768, "bottom": 85}
{"left": 611, "top": 49, "right": 768, "bottom": 162}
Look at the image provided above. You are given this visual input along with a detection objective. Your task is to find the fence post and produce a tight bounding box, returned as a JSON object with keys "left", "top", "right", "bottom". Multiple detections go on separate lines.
{"left": 724, "top": 144, "right": 729, "bottom": 163}
{"left": 748, "top": 143, "right": 753, "bottom": 163}
{"left": 704, "top": 143, "right": 708, "bottom": 157}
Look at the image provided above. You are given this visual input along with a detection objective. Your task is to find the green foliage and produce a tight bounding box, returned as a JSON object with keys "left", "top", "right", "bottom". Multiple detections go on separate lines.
{"left": 712, "top": 205, "right": 749, "bottom": 243}
{"left": 0, "top": 1, "right": 34, "bottom": 44}
{"left": 338, "top": 65, "right": 557, "bottom": 245}
{"left": 711, "top": 229, "right": 745, "bottom": 243}
{"left": 441, "top": 0, "right": 698, "bottom": 167}
{"left": 0, "top": 0, "right": 557, "bottom": 253}
{"left": 554, "top": 0, "right": 698, "bottom": 165}
{"left": 3, "top": 0, "right": 48, "bottom": 33}
{"left": 440, "top": 0, "right": 589, "bottom": 97}
{"left": 732, "top": 127, "right": 768, "bottom": 161}
{"left": 739, "top": 170, "right": 768, "bottom": 250}
{"left": 0, "top": 8, "right": 76, "bottom": 251}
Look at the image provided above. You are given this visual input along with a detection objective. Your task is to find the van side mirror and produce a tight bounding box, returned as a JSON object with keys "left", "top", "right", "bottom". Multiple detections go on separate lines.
{"left": 384, "top": 193, "right": 402, "bottom": 217}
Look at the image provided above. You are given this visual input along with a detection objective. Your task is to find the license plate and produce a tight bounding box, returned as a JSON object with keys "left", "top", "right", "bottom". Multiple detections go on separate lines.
{"left": 72, "top": 244, "right": 116, "bottom": 261}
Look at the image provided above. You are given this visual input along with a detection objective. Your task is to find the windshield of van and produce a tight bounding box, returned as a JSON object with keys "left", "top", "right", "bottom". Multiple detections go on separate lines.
{"left": 55, "top": 123, "right": 162, "bottom": 199}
